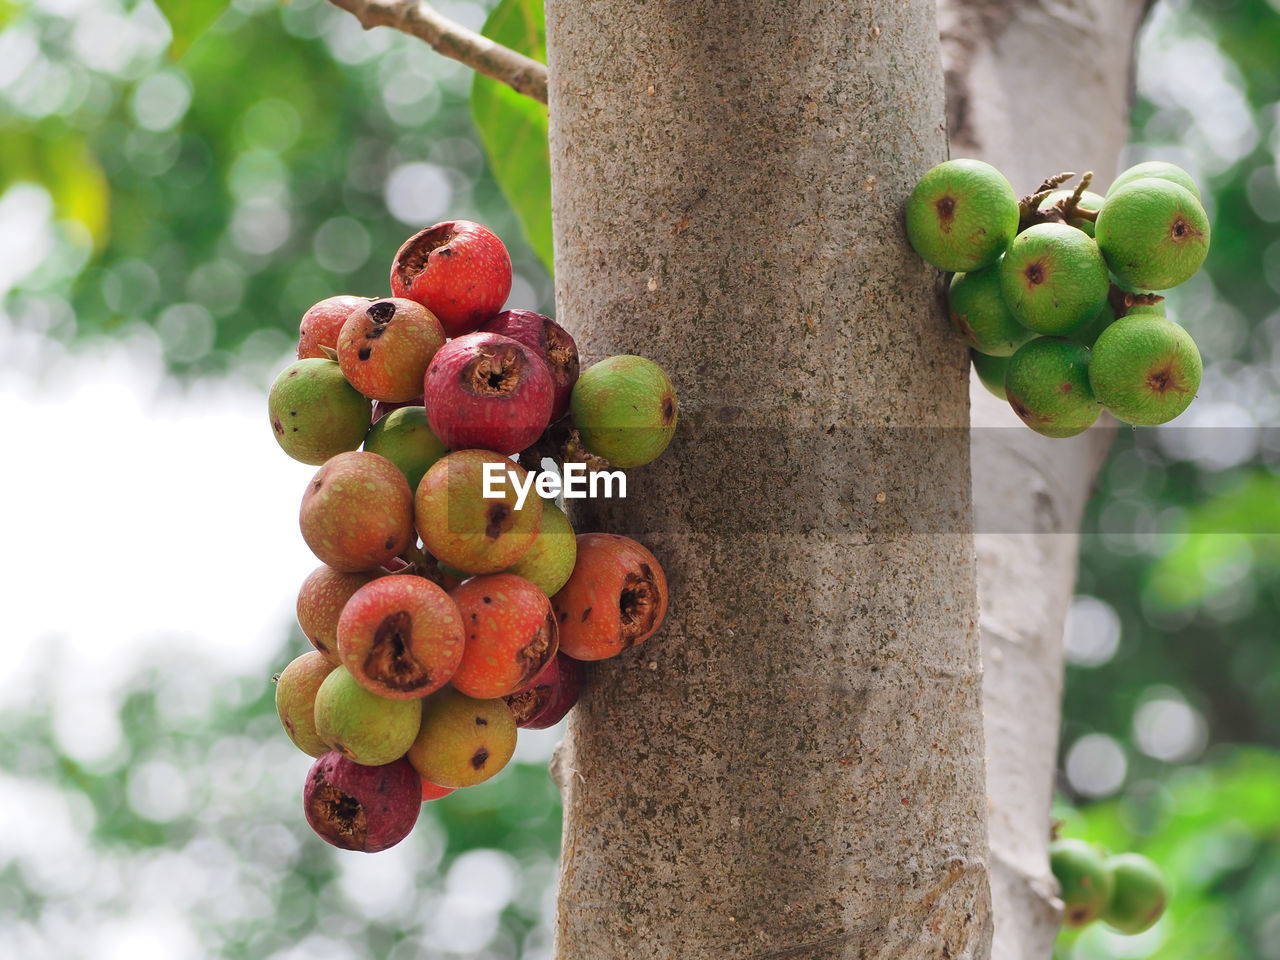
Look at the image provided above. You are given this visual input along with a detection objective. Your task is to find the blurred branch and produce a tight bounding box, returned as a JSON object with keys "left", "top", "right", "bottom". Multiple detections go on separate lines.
{"left": 325, "top": 0, "right": 548, "bottom": 105}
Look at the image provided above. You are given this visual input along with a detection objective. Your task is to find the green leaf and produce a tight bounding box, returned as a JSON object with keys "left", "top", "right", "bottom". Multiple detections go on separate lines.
{"left": 470, "top": 0, "right": 553, "bottom": 276}
{"left": 155, "top": 0, "right": 227, "bottom": 59}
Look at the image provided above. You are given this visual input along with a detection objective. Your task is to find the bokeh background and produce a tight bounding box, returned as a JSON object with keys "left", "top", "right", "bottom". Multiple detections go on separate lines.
{"left": 0, "top": 0, "right": 1277, "bottom": 957}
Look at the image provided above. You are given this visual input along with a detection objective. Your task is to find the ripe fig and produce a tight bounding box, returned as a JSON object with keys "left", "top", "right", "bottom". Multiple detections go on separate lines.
{"left": 1088, "top": 314, "right": 1201, "bottom": 426}
{"left": 1050, "top": 838, "right": 1113, "bottom": 928}
{"left": 999, "top": 223, "right": 1110, "bottom": 335}
{"left": 449, "top": 573, "right": 558, "bottom": 699}
{"left": 420, "top": 779, "right": 455, "bottom": 802}
{"left": 571, "top": 355, "right": 677, "bottom": 468}
{"left": 1096, "top": 178, "right": 1209, "bottom": 291}
{"left": 390, "top": 220, "right": 512, "bottom": 337}
{"left": 423, "top": 332, "right": 555, "bottom": 455}
{"left": 480, "top": 310, "right": 580, "bottom": 421}
{"left": 336, "top": 574, "right": 465, "bottom": 699}
{"left": 313, "top": 666, "right": 422, "bottom": 766}
{"left": 1004, "top": 337, "right": 1100, "bottom": 438}
{"left": 298, "top": 295, "right": 370, "bottom": 360}
{"left": 503, "top": 652, "right": 584, "bottom": 729}
{"left": 415, "top": 450, "right": 542, "bottom": 574}
{"left": 268, "top": 359, "right": 372, "bottom": 465}
{"left": 407, "top": 687, "right": 517, "bottom": 788}
{"left": 905, "top": 158, "right": 1019, "bottom": 272}
{"left": 300, "top": 452, "right": 414, "bottom": 572}
{"left": 552, "top": 533, "right": 668, "bottom": 661}
{"left": 337, "top": 298, "right": 446, "bottom": 402}
{"left": 275, "top": 651, "right": 337, "bottom": 757}
{"left": 303, "top": 752, "right": 420, "bottom": 852}
{"left": 297, "top": 566, "right": 380, "bottom": 663}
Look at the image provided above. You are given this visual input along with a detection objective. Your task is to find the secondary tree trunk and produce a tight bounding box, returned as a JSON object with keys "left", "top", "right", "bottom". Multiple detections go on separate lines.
{"left": 937, "top": 2, "right": 1152, "bottom": 957}
{"left": 546, "top": 2, "right": 991, "bottom": 957}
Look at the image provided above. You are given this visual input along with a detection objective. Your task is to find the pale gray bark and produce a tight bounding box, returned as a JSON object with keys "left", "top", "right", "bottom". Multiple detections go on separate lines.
{"left": 937, "top": 2, "right": 1152, "bottom": 957}
{"left": 545, "top": 2, "right": 991, "bottom": 958}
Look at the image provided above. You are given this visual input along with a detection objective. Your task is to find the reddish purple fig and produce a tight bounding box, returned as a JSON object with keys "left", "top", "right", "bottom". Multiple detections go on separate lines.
{"left": 302, "top": 752, "right": 421, "bottom": 853}
{"left": 479, "top": 311, "right": 579, "bottom": 421}
{"left": 503, "top": 653, "right": 584, "bottom": 728}
{"left": 423, "top": 332, "right": 555, "bottom": 454}
{"left": 298, "top": 295, "right": 369, "bottom": 360}
{"left": 390, "top": 221, "right": 512, "bottom": 337}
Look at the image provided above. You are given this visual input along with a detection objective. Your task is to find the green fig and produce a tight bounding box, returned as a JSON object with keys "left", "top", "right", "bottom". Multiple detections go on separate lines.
{"left": 1005, "top": 337, "right": 1100, "bottom": 438}
{"left": 905, "top": 158, "right": 1019, "bottom": 272}
{"left": 363, "top": 405, "right": 449, "bottom": 494}
{"left": 1088, "top": 314, "right": 1201, "bottom": 426}
{"left": 505, "top": 500, "right": 577, "bottom": 597}
{"left": 1000, "top": 223, "right": 1110, "bottom": 336}
{"left": 313, "top": 666, "right": 422, "bottom": 767}
{"left": 268, "top": 358, "right": 372, "bottom": 465}
{"left": 571, "top": 355, "right": 677, "bottom": 468}
{"left": 948, "top": 261, "right": 1034, "bottom": 356}
{"left": 1102, "top": 853, "right": 1167, "bottom": 935}
{"left": 1095, "top": 178, "right": 1209, "bottom": 291}
{"left": 970, "top": 350, "right": 1010, "bottom": 400}
{"left": 1107, "top": 160, "right": 1201, "bottom": 202}
{"left": 1050, "top": 838, "right": 1114, "bottom": 928}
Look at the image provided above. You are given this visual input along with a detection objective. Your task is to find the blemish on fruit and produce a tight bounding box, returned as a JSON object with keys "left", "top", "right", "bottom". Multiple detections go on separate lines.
{"left": 471, "top": 748, "right": 489, "bottom": 769}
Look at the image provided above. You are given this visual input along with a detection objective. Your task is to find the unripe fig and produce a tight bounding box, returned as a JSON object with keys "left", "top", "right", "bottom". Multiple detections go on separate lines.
{"left": 303, "top": 752, "right": 420, "bottom": 852}
{"left": 1088, "top": 315, "right": 1201, "bottom": 426}
{"left": 970, "top": 350, "right": 1010, "bottom": 400}
{"left": 313, "top": 666, "right": 422, "bottom": 766}
{"left": 1070, "top": 301, "right": 1116, "bottom": 350}
{"left": 363, "top": 406, "right": 448, "bottom": 494}
{"left": 905, "top": 158, "right": 1019, "bottom": 272}
{"left": 503, "top": 653, "right": 584, "bottom": 729}
{"left": 480, "top": 310, "right": 580, "bottom": 421}
{"left": 298, "top": 295, "right": 370, "bottom": 360}
{"left": 337, "top": 298, "right": 446, "bottom": 402}
{"left": 276, "top": 651, "right": 337, "bottom": 757}
{"left": 1102, "top": 853, "right": 1167, "bottom": 935}
{"left": 269, "top": 359, "right": 372, "bottom": 465}
{"left": 1000, "top": 223, "right": 1110, "bottom": 335}
{"left": 1107, "top": 160, "right": 1201, "bottom": 202}
{"left": 297, "top": 566, "right": 380, "bottom": 663}
{"left": 449, "top": 573, "right": 558, "bottom": 698}
{"left": 571, "top": 355, "right": 677, "bottom": 468}
{"left": 415, "top": 450, "right": 542, "bottom": 574}
{"left": 1096, "top": 178, "right": 1209, "bottom": 291}
{"left": 948, "top": 261, "right": 1033, "bottom": 356}
{"left": 390, "top": 220, "right": 512, "bottom": 337}
{"left": 300, "top": 451, "right": 414, "bottom": 572}
{"left": 336, "top": 574, "right": 465, "bottom": 699}
{"left": 423, "top": 332, "right": 555, "bottom": 455}
{"left": 407, "top": 687, "right": 517, "bottom": 788}
{"left": 1004, "top": 338, "right": 1100, "bottom": 438}
{"left": 1050, "top": 838, "right": 1114, "bottom": 928}
{"left": 504, "top": 500, "right": 576, "bottom": 597}
{"left": 552, "top": 533, "right": 668, "bottom": 661}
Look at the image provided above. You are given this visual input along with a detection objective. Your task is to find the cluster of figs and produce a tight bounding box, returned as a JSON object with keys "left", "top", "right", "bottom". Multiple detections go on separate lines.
{"left": 907, "top": 158, "right": 1210, "bottom": 436}
{"left": 1050, "top": 838, "right": 1168, "bottom": 936}
{"left": 267, "top": 220, "right": 677, "bottom": 852}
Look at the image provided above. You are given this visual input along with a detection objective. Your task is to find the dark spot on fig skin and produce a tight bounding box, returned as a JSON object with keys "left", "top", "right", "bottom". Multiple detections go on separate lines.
{"left": 662, "top": 395, "right": 676, "bottom": 424}
{"left": 1024, "top": 261, "right": 1046, "bottom": 286}
{"left": 384, "top": 534, "right": 397, "bottom": 550}
{"left": 484, "top": 504, "right": 509, "bottom": 540}
{"left": 935, "top": 194, "right": 956, "bottom": 229}
{"left": 483, "top": 596, "right": 492, "bottom": 604}
{"left": 1059, "top": 382, "right": 1073, "bottom": 394}
{"left": 470, "top": 748, "right": 489, "bottom": 770}
{"left": 367, "top": 301, "right": 396, "bottom": 323}
{"left": 307, "top": 781, "right": 368, "bottom": 847}
{"left": 272, "top": 419, "right": 284, "bottom": 435}
{"left": 364, "top": 610, "right": 432, "bottom": 691}
{"left": 581, "top": 607, "right": 592, "bottom": 622}
{"left": 475, "top": 716, "right": 487, "bottom": 726}
{"left": 357, "top": 347, "right": 372, "bottom": 361}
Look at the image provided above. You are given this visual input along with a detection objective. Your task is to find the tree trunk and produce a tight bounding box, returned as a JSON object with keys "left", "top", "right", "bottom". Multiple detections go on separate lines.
{"left": 937, "top": 2, "right": 1152, "bottom": 957}
{"left": 545, "top": 2, "right": 991, "bottom": 958}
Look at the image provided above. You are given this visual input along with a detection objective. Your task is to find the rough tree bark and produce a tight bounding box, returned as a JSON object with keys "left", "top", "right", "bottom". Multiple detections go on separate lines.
{"left": 546, "top": 2, "right": 991, "bottom": 958}
{"left": 937, "top": 2, "right": 1152, "bottom": 958}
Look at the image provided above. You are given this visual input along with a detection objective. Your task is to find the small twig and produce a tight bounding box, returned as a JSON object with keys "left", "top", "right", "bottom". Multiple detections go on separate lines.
{"left": 325, "top": 0, "right": 548, "bottom": 105}
{"left": 1057, "top": 171, "right": 1093, "bottom": 220}
{"left": 1107, "top": 282, "right": 1164, "bottom": 318}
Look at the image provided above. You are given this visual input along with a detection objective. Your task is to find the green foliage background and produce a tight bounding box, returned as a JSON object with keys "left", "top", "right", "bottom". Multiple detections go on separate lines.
{"left": 1, "top": 0, "right": 1278, "bottom": 957}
